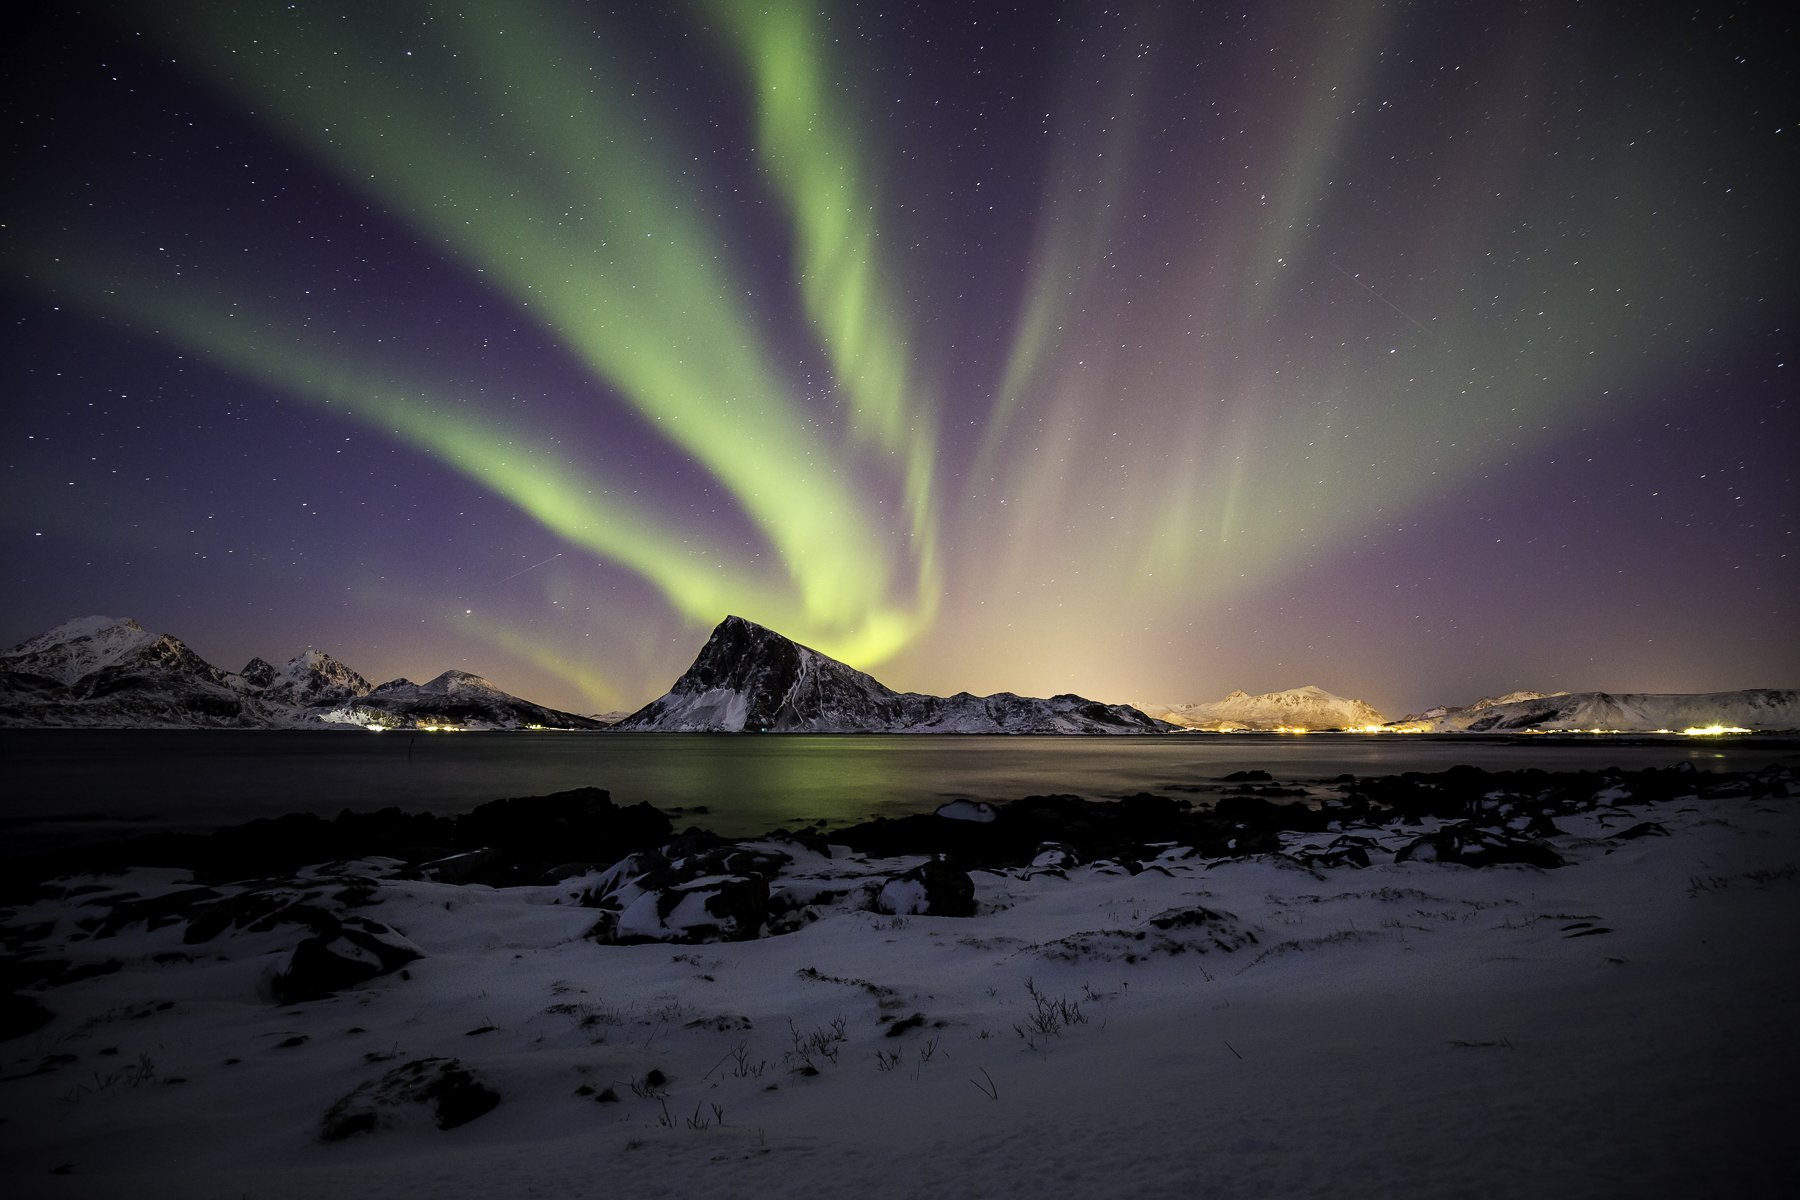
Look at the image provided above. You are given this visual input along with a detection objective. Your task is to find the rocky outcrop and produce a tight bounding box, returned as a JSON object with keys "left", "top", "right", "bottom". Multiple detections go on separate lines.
{"left": 319, "top": 1057, "right": 500, "bottom": 1140}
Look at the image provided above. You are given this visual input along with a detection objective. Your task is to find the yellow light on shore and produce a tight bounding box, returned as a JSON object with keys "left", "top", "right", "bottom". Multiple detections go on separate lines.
{"left": 1681, "top": 724, "right": 1752, "bottom": 736}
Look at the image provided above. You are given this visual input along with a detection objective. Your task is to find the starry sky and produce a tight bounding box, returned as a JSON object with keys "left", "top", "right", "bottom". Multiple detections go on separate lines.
{"left": 3, "top": 1, "right": 1795, "bottom": 719}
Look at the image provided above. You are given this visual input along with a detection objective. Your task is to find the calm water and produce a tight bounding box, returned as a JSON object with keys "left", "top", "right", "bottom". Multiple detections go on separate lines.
{"left": 3, "top": 730, "right": 1794, "bottom": 853}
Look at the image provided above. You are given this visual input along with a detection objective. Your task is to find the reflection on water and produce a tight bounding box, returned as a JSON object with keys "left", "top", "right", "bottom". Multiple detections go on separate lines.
{"left": 3, "top": 730, "right": 1795, "bottom": 852}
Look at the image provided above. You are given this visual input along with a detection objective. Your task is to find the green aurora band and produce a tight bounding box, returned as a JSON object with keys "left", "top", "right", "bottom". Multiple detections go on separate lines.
{"left": 82, "top": 0, "right": 938, "bottom": 665}
{"left": 950, "top": 2, "right": 1787, "bottom": 664}
{"left": 9, "top": 1, "right": 1787, "bottom": 700}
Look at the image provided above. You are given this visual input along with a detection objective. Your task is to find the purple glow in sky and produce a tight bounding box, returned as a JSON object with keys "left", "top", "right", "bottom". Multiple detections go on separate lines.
{"left": 3, "top": 1, "right": 1795, "bottom": 716}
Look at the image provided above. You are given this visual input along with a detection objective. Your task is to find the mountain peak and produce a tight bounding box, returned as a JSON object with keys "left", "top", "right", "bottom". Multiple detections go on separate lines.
{"left": 2, "top": 615, "right": 163, "bottom": 686}
{"left": 1393, "top": 689, "right": 1799, "bottom": 732}
{"left": 0, "top": 615, "right": 599, "bottom": 729}
{"left": 1138, "top": 685, "right": 1387, "bottom": 731}
{"left": 617, "top": 618, "right": 1169, "bottom": 733}
{"left": 421, "top": 669, "right": 505, "bottom": 693}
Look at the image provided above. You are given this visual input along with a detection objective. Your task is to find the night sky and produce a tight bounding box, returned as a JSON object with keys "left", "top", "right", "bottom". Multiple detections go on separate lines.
{"left": 3, "top": 1, "right": 1795, "bottom": 718}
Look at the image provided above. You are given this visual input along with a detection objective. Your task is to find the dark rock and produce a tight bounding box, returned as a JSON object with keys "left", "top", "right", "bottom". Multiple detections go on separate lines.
{"left": 874, "top": 858, "right": 975, "bottom": 917}
{"left": 415, "top": 848, "right": 508, "bottom": 885}
{"left": 1, "top": 993, "right": 54, "bottom": 1040}
{"left": 837, "top": 791, "right": 1251, "bottom": 869}
{"left": 452, "top": 788, "right": 673, "bottom": 884}
{"left": 1394, "top": 823, "right": 1565, "bottom": 869}
{"left": 1610, "top": 821, "right": 1669, "bottom": 840}
{"left": 1291, "top": 834, "right": 1378, "bottom": 870}
{"left": 183, "top": 886, "right": 340, "bottom": 945}
{"left": 1212, "top": 794, "right": 1328, "bottom": 834}
{"left": 1025, "top": 842, "right": 1077, "bottom": 874}
{"left": 584, "top": 843, "right": 786, "bottom": 943}
{"left": 95, "top": 887, "right": 223, "bottom": 936}
{"left": 319, "top": 1057, "right": 500, "bottom": 1140}
{"left": 2, "top": 791, "right": 662, "bottom": 893}
{"left": 1146, "top": 905, "right": 1230, "bottom": 931}
{"left": 272, "top": 917, "right": 422, "bottom": 1004}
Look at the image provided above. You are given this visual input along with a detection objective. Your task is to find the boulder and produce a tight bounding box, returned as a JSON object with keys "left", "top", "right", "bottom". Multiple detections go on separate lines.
{"left": 583, "top": 843, "right": 791, "bottom": 944}
{"left": 1394, "top": 823, "right": 1565, "bottom": 869}
{"left": 457, "top": 787, "right": 671, "bottom": 869}
{"left": 319, "top": 1057, "right": 499, "bottom": 1141}
{"left": 874, "top": 858, "right": 975, "bottom": 917}
{"left": 272, "top": 916, "right": 422, "bottom": 1004}
{"left": 935, "top": 799, "right": 998, "bottom": 823}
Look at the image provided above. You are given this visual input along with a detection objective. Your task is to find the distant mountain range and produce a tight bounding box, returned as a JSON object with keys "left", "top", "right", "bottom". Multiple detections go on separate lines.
{"left": 3, "top": 614, "right": 1795, "bottom": 733}
{"left": 0, "top": 616, "right": 602, "bottom": 730}
{"left": 1388, "top": 689, "right": 1800, "bottom": 733}
{"left": 613, "top": 615, "right": 1172, "bottom": 733}
{"left": 1136, "top": 686, "right": 1387, "bottom": 732}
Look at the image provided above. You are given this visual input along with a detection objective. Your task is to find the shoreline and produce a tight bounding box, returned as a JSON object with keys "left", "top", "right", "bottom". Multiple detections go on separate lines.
{"left": 2, "top": 760, "right": 1795, "bottom": 1196}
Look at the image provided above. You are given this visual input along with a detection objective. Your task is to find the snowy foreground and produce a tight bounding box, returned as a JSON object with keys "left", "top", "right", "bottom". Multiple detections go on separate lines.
{"left": 3, "top": 771, "right": 1797, "bottom": 1198}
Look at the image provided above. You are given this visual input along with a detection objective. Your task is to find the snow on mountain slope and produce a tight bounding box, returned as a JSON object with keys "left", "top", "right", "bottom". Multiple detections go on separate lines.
{"left": 0, "top": 615, "right": 162, "bottom": 685}
{"left": 346, "top": 670, "right": 603, "bottom": 730}
{"left": 1138, "top": 685, "right": 1387, "bottom": 731}
{"left": 1393, "top": 689, "right": 1800, "bottom": 733}
{"left": 616, "top": 616, "right": 1171, "bottom": 733}
{"left": 0, "top": 617, "right": 598, "bottom": 729}
{"left": 239, "top": 649, "right": 372, "bottom": 708}
{"left": 1469, "top": 690, "right": 1569, "bottom": 711}
{"left": 0, "top": 615, "right": 260, "bottom": 726}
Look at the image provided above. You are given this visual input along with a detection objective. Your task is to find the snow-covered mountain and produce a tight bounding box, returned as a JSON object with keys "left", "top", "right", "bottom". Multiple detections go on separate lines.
{"left": 0, "top": 614, "right": 167, "bottom": 685}
{"left": 615, "top": 615, "right": 1172, "bottom": 733}
{"left": 1389, "top": 689, "right": 1800, "bottom": 733}
{"left": 0, "top": 616, "right": 259, "bottom": 726}
{"left": 238, "top": 649, "right": 371, "bottom": 708}
{"left": 0, "top": 616, "right": 600, "bottom": 730}
{"left": 1137, "top": 685, "right": 1387, "bottom": 732}
{"left": 322, "top": 670, "right": 596, "bottom": 730}
{"left": 1401, "top": 690, "right": 1570, "bottom": 722}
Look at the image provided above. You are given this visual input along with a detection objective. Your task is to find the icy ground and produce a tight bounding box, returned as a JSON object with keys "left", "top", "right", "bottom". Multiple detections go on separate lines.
{"left": 3, "top": 779, "right": 1795, "bottom": 1198}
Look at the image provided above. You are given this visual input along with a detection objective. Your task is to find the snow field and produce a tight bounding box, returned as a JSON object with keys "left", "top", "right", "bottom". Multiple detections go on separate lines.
{"left": 2, "top": 792, "right": 1795, "bottom": 1198}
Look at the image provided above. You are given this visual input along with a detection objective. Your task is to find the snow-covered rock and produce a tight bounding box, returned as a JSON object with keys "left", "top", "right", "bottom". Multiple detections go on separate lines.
{"left": 872, "top": 859, "right": 976, "bottom": 916}
{"left": 935, "top": 800, "right": 998, "bottom": 823}
{"left": 1138, "top": 685, "right": 1387, "bottom": 731}
{"left": 614, "top": 615, "right": 1172, "bottom": 733}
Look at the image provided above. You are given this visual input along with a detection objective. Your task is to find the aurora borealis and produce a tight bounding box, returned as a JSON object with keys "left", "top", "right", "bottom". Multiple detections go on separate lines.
{"left": 3, "top": 1, "right": 1795, "bottom": 716}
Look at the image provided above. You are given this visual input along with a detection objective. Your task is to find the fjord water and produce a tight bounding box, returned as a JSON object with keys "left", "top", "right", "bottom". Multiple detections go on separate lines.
{"left": 4, "top": 730, "right": 1795, "bottom": 855}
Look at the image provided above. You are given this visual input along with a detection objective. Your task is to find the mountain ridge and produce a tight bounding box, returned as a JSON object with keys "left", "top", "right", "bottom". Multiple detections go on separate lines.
{"left": 615, "top": 615, "right": 1173, "bottom": 734}
{"left": 1388, "top": 689, "right": 1800, "bottom": 733}
{"left": 6, "top": 616, "right": 1795, "bottom": 734}
{"left": 0, "top": 616, "right": 600, "bottom": 730}
{"left": 1137, "top": 685, "right": 1387, "bottom": 731}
